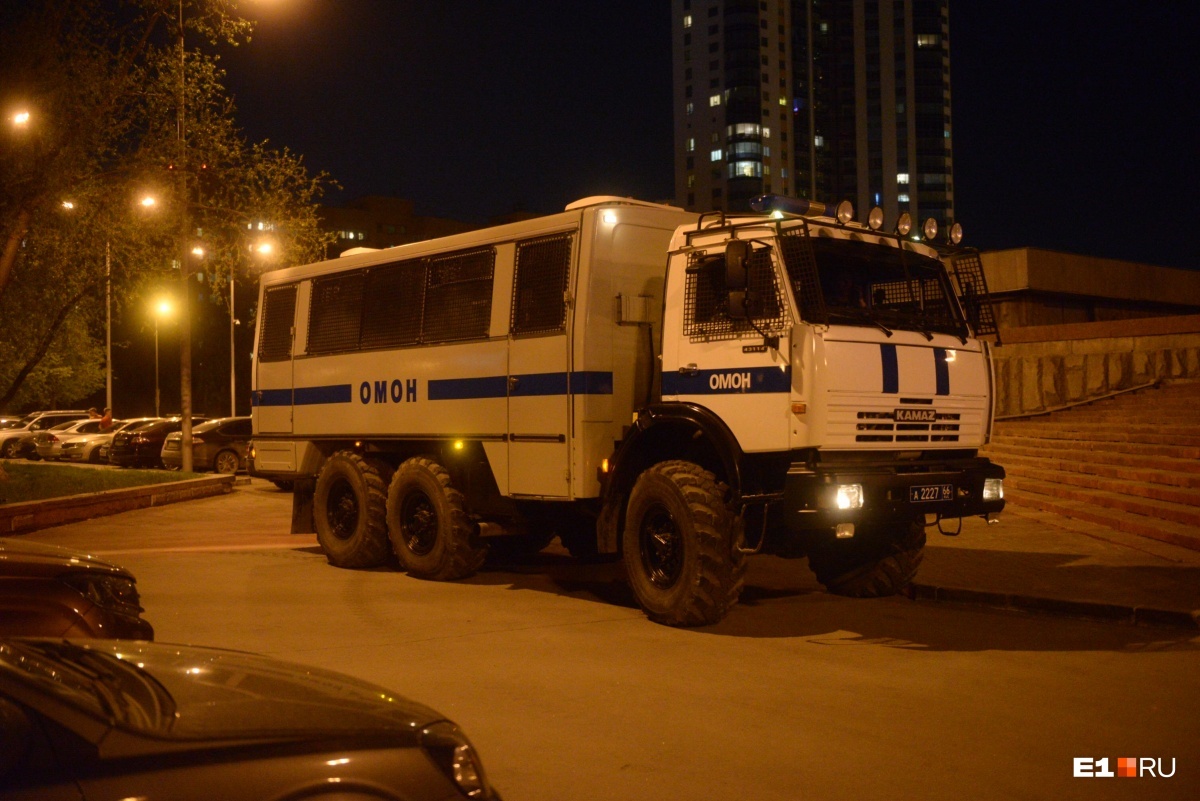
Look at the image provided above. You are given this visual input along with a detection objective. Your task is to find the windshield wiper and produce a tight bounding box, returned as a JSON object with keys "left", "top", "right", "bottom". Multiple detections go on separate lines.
{"left": 831, "top": 307, "right": 893, "bottom": 338}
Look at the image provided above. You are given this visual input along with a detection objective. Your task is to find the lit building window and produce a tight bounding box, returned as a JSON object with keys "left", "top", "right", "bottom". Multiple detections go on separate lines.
{"left": 683, "top": 14, "right": 692, "bottom": 28}
{"left": 781, "top": 168, "right": 788, "bottom": 178}
{"left": 710, "top": 148, "right": 723, "bottom": 161}
{"left": 729, "top": 141, "right": 762, "bottom": 157}
{"left": 686, "top": 137, "right": 695, "bottom": 152}
{"left": 709, "top": 94, "right": 722, "bottom": 107}
{"left": 763, "top": 146, "right": 771, "bottom": 157}
{"left": 686, "top": 102, "right": 694, "bottom": 115}
{"left": 727, "top": 122, "right": 761, "bottom": 138}
{"left": 814, "top": 135, "right": 824, "bottom": 148}
{"left": 778, "top": 96, "right": 787, "bottom": 106}
{"left": 897, "top": 173, "right": 909, "bottom": 184}
{"left": 898, "top": 193, "right": 910, "bottom": 203}
{"left": 916, "top": 34, "right": 940, "bottom": 48}
{"left": 763, "top": 127, "right": 771, "bottom": 138}
{"left": 687, "top": 174, "right": 696, "bottom": 188}
{"left": 728, "top": 161, "right": 763, "bottom": 178}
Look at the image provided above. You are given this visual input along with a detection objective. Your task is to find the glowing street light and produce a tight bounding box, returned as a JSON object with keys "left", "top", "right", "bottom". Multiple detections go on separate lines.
{"left": 152, "top": 298, "right": 175, "bottom": 417}
{"left": 140, "top": 195, "right": 157, "bottom": 209}
{"left": 12, "top": 110, "right": 30, "bottom": 126}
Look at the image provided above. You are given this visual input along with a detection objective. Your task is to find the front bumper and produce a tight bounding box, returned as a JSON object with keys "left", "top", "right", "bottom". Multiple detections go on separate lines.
{"left": 781, "top": 453, "right": 1005, "bottom": 532}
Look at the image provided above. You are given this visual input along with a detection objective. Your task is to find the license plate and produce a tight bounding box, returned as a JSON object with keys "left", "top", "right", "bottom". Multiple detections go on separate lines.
{"left": 909, "top": 483, "right": 953, "bottom": 503}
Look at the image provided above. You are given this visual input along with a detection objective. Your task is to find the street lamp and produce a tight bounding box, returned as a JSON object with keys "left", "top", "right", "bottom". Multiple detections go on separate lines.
{"left": 152, "top": 298, "right": 174, "bottom": 417}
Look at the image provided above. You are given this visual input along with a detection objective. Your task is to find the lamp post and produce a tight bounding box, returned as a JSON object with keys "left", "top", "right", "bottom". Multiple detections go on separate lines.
{"left": 152, "top": 298, "right": 174, "bottom": 417}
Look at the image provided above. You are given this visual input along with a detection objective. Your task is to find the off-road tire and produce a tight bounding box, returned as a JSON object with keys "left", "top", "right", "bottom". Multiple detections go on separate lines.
{"left": 622, "top": 460, "right": 745, "bottom": 627}
{"left": 313, "top": 450, "right": 391, "bottom": 569}
{"left": 807, "top": 519, "right": 926, "bottom": 597}
{"left": 213, "top": 449, "right": 240, "bottom": 474}
{"left": 386, "top": 457, "right": 485, "bottom": 580}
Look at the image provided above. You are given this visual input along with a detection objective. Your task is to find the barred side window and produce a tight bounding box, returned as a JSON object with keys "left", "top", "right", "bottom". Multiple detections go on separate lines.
{"left": 511, "top": 233, "right": 573, "bottom": 336}
{"left": 683, "top": 244, "right": 785, "bottom": 340}
{"left": 361, "top": 259, "right": 425, "bottom": 349}
{"left": 422, "top": 247, "right": 495, "bottom": 343}
{"left": 258, "top": 284, "right": 297, "bottom": 362}
{"left": 308, "top": 272, "right": 365, "bottom": 354}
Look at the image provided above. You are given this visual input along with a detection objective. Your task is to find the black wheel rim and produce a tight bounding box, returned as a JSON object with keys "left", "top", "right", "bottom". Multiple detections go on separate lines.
{"left": 326, "top": 478, "right": 359, "bottom": 541}
{"left": 400, "top": 490, "right": 438, "bottom": 556}
{"left": 639, "top": 502, "right": 683, "bottom": 590}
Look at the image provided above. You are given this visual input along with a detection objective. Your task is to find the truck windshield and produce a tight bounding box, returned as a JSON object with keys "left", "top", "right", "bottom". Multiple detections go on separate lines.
{"left": 782, "top": 234, "right": 968, "bottom": 339}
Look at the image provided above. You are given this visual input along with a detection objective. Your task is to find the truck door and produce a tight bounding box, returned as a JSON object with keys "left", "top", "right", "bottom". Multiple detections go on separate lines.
{"left": 253, "top": 283, "right": 298, "bottom": 434}
{"left": 507, "top": 233, "right": 575, "bottom": 497}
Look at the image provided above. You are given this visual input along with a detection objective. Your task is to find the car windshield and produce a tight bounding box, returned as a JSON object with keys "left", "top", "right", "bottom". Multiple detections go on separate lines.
{"left": 781, "top": 234, "right": 968, "bottom": 339}
{"left": 0, "top": 641, "right": 175, "bottom": 731}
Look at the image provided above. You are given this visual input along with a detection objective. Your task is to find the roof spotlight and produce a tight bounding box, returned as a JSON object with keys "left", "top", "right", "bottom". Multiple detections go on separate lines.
{"left": 867, "top": 206, "right": 884, "bottom": 231}
{"left": 895, "top": 212, "right": 913, "bottom": 237}
{"left": 835, "top": 200, "right": 855, "bottom": 224}
{"left": 922, "top": 217, "right": 938, "bottom": 241}
{"left": 948, "top": 222, "right": 964, "bottom": 245}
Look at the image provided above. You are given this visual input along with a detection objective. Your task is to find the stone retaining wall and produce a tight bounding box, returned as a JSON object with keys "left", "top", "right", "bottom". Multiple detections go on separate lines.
{"left": 992, "top": 315, "right": 1200, "bottom": 417}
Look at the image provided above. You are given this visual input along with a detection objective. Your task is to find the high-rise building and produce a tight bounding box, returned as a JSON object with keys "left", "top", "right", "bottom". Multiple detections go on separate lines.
{"left": 672, "top": 0, "right": 954, "bottom": 228}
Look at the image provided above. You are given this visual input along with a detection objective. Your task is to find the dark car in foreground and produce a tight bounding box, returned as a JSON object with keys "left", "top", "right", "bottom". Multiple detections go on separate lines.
{"left": 161, "top": 416, "right": 252, "bottom": 473}
{"left": 109, "top": 416, "right": 205, "bottom": 468}
{"left": 0, "top": 639, "right": 498, "bottom": 800}
{"left": 0, "top": 539, "right": 154, "bottom": 640}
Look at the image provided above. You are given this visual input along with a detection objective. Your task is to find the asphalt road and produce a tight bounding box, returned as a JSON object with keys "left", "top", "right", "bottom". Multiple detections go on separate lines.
{"left": 19, "top": 482, "right": 1200, "bottom": 800}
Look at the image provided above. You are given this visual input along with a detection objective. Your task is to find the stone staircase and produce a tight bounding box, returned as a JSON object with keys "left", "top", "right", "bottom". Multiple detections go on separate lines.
{"left": 982, "top": 381, "right": 1200, "bottom": 551}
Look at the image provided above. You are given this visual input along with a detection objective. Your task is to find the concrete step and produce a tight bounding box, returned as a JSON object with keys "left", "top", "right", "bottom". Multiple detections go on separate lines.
{"left": 989, "top": 434, "right": 1200, "bottom": 461}
{"left": 992, "top": 424, "right": 1200, "bottom": 448}
{"left": 999, "top": 460, "right": 1200, "bottom": 507}
{"left": 1005, "top": 474, "right": 1200, "bottom": 528}
{"left": 1002, "top": 482, "right": 1200, "bottom": 552}
{"left": 985, "top": 450, "right": 1200, "bottom": 490}
{"left": 983, "top": 441, "right": 1200, "bottom": 477}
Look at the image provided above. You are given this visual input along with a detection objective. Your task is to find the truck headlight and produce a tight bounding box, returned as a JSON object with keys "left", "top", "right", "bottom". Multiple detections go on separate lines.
{"left": 983, "top": 478, "right": 1004, "bottom": 502}
{"left": 421, "top": 721, "right": 493, "bottom": 798}
{"left": 836, "top": 484, "right": 864, "bottom": 510}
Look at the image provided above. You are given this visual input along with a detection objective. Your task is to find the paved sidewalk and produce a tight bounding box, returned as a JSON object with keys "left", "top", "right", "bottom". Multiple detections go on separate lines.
{"left": 913, "top": 502, "right": 1200, "bottom": 628}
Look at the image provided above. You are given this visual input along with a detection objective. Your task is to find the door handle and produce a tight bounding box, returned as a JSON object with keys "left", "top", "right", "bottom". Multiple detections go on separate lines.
{"left": 508, "top": 375, "right": 520, "bottom": 391}
{"left": 678, "top": 363, "right": 698, "bottom": 375}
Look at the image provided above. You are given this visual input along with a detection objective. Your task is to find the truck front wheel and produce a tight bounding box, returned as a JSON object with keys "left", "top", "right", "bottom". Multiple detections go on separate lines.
{"left": 314, "top": 451, "right": 392, "bottom": 569}
{"left": 622, "top": 461, "right": 745, "bottom": 627}
{"left": 807, "top": 519, "right": 926, "bottom": 597}
{"left": 387, "top": 457, "right": 485, "bottom": 580}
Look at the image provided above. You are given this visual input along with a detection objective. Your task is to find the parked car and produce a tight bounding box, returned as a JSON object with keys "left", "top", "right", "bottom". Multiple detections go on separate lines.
{"left": 108, "top": 417, "right": 206, "bottom": 468}
{"left": 0, "top": 639, "right": 498, "bottom": 800}
{"left": 61, "top": 418, "right": 159, "bottom": 464}
{"left": 161, "top": 416, "right": 252, "bottom": 473}
{"left": 0, "top": 411, "right": 89, "bottom": 459}
{"left": 0, "top": 539, "right": 154, "bottom": 640}
{"left": 33, "top": 418, "right": 114, "bottom": 461}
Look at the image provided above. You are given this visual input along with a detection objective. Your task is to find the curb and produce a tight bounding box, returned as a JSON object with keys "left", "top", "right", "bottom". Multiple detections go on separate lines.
{"left": 0, "top": 474, "right": 236, "bottom": 534}
{"left": 911, "top": 582, "right": 1200, "bottom": 631}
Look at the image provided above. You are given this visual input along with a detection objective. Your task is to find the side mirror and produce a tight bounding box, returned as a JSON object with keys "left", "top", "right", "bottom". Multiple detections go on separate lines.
{"left": 724, "top": 240, "right": 748, "bottom": 291}
{"left": 727, "top": 290, "right": 748, "bottom": 320}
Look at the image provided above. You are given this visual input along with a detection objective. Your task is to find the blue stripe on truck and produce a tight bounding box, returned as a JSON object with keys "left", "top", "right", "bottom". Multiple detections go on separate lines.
{"left": 256, "top": 372, "right": 614, "bottom": 405}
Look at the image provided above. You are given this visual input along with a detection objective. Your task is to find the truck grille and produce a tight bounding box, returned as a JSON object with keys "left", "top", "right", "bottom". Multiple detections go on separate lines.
{"left": 855, "top": 410, "right": 962, "bottom": 443}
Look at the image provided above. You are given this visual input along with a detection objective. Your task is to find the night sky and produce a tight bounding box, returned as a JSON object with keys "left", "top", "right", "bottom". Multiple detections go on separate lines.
{"left": 221, "top": 0, "right": 1197, "bottom": 270}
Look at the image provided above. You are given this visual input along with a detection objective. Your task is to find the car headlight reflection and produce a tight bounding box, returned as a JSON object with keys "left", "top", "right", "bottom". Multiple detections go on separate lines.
{"left": 60, "top": 574, "right": 143, "bottom": 617}
{"left": 983, "top": 478, "right": 1004, "bottom": 502}
{"left": 421, "top": 721, "right": 492, "bottom": 798}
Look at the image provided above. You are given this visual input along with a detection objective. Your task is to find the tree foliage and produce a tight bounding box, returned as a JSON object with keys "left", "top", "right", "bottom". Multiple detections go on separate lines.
{"left": 0, "top": 0, "right": 335, "bottom": 410}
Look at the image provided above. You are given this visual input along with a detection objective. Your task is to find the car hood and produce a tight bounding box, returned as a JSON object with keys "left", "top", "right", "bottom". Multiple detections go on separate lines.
{"left": 1, "top": 640, "right": 444, "bottom": 744}
{"left": 0, "top": 539, "right": 131, "bottom": 579}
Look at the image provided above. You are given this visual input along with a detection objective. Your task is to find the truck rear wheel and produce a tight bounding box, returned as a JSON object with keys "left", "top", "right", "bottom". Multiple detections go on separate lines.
{"left": 622, "top": 461, "right": 745, "bottom": 627}
{"left": 386, "top": 457, "right": 485, "bottom": 580}
{"left": 314, "top": 451, "right": 392, "bottom": 569}
{"left": 807, "top": 519, "right": 926, "bottom": 597}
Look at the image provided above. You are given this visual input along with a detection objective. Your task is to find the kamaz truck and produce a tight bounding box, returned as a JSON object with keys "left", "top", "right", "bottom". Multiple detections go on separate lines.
{"left": 248, "top": 195, "right": 1005, "bottom": 626}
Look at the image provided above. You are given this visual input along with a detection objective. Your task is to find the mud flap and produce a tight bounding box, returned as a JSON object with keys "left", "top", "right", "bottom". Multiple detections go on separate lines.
{"left": 291, "top": 478, "right": 315, "bottom": 534}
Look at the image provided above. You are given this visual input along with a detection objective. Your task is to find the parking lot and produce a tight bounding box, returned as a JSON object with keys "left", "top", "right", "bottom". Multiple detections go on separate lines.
{"left": 16, "top": 480, "right": 1200, "bottom": 800}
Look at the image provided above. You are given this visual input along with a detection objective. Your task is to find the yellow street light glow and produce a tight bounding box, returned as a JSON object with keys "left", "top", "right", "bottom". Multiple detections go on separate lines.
{"left": 191, "top": 246, "right": 205, "bottom": 257}
{"left": 453, "top": 440, "right": 465, "bottom": 451}
{"left": 154, "top": 299, "right": 173, "bottom": 318}
{"left": 140, "top": 195, "right": 157, "bottom": 208}
{"left": 61, "top": 201, "right": 75, "bottom": 210}
{"left": 13, "top": 111, "right": 30, "bottom": 125}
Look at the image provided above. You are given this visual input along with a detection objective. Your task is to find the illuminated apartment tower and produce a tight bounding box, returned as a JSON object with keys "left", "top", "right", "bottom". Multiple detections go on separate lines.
{"left": 672, "top": 0, "right": 955, "bottom": 228}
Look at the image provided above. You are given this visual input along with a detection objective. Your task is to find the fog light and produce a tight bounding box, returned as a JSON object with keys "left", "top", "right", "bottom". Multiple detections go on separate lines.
{"left": 836, "top": 484, "right": 864, "bottom": 510}
{"left": 983, "top": 478, "right": 1004, "bottom": 502}
{"left": 835, "top": 523, "right": 855, "bottom": 539}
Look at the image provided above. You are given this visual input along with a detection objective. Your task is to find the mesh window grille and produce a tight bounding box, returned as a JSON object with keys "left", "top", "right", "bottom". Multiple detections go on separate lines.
{"left": 511, "top": 233, "right": 573, "bottom": 336}
{"left": 778, "top": 226, "right": 827, "bottom": 324}
{"left": 421, "top": 248, "right": 495, "bottom": 343}
{"left": 683, "top": 245, "right": 786, "bottom": 340}
{"left": 947, "top": 251, "right": 999, "bottom": 337}
{"left": 258, "top": 284, "right": 297, "bottom": 362}
{"left": 308, "top": 272, "right": 365, "bottom": 354}
{"left": 361, "top": 259, "right": 425, "bottom": 349}
{"left": 870, "top": 276, "right": 957, "bottom": 328}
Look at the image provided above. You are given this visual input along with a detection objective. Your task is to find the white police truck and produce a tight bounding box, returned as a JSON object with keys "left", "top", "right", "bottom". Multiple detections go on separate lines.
{"left": 249, "top": 195, "right": 1004, "bottom": 626}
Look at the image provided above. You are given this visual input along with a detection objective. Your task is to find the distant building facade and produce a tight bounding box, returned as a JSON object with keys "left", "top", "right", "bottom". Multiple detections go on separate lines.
{"left": 318, "top": 196, "right": 479, "bottom": 258}
{"left": 672, "top": 0, "right": 954, "bottom": 226}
